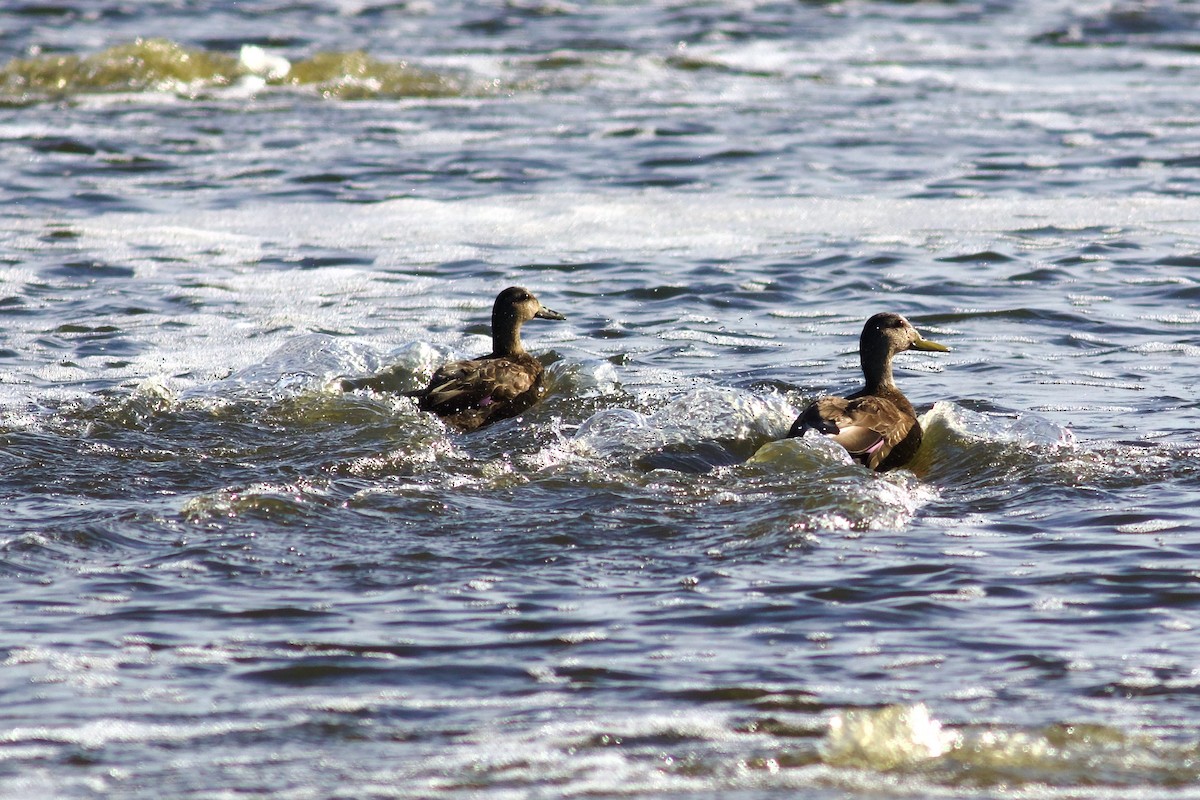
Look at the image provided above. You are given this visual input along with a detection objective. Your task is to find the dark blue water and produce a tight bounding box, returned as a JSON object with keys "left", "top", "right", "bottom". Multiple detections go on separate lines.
{"left": 2, "top": 2, "right": 1200, "bottom": 797}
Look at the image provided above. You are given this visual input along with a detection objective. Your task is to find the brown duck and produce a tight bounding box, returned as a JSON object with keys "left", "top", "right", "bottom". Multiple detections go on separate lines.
{"left": 789, "top": 312, "right": 948, "bottom": 471}
{"left": 343, "top": 286, "right": 566, "bottom": 432}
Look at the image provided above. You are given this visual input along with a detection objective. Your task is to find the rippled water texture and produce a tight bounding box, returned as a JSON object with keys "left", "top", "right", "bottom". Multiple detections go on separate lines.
{"left": 2, "top": 2, "right": 1200, "bottom": 798}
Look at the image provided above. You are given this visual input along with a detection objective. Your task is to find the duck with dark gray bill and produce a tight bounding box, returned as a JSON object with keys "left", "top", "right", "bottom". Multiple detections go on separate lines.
{"left": 342, "top": 286, "right": 566, "bottom": 432}
{"left": 789, "top": 312, "right": 949, "bottom": 471}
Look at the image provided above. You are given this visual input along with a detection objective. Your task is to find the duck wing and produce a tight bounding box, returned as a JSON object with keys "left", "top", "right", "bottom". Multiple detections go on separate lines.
{"left": 415, "top": 356, "right": 538, "bottom": 413}
{"left": 789, "top": 396, "right": 846, "bottom": 438}
{"left": 789, "top": 395, "right": 916, "bottom": 471}
{"left": 411, "top": 354, "right": 547, "bottom": 432}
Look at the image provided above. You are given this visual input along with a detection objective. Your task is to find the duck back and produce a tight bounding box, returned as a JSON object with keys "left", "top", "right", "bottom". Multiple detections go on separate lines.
{"left": 415, "top": 352, "right": 546, "bottom": 432}
{"left": 791, "top": 388, "right": 922, "bottom": 472}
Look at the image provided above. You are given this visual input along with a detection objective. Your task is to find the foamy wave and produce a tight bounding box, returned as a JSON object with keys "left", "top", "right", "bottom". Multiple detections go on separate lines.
{"left": 181, "top": 478, "right": 331, "bottom": 521}
{"left": 824, "top": 704, "right": 953, "bottom": 770}
{"left": 920, "top": 400, "right": 1075, "bottom": 450}
{"left": 573, "top": 386, "right": 794, "bottom": 461}
{"left": 0, "top": 39, "right": 473, "bottom": 104}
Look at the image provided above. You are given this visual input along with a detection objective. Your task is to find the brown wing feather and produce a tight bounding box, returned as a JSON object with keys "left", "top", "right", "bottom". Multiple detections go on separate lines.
{"left": 413, "top": 354, "right": 545, "bottom": 431}
{"left": 839, "top": 396, "right": 915, "bottom": 470}
{"left": 830, "top": 425, "right": 886, "bottom": 456}
{"left": 789, "top": 394, "right": 918, "bottom": 471}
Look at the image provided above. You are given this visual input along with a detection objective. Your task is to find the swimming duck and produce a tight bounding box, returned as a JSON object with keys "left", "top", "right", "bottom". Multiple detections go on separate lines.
{"left": 789, "top": 313, "right": 948, "bottom": 471}
{"left": 344, "top": 286, "right": 566, "bottom": 432}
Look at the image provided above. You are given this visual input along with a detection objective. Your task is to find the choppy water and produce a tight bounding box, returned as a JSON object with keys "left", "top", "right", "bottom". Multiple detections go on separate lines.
{"left": 3, "top": 2, "right": 1200, "bottom": 798}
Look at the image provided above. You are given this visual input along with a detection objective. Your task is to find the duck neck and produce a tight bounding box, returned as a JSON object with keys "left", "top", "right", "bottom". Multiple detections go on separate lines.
{"left": 491, "top": 310, "right": 526, "bottom": 357}
{"left": 861, "top": 347, "right": 895, "bottom": 394}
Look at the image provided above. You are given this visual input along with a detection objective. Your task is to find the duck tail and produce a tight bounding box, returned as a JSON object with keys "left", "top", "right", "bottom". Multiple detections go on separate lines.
{"left": 788, "top": 401, "right": 839, "bottom": 438}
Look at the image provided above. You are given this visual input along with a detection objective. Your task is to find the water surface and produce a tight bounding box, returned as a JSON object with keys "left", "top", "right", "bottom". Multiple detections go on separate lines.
{"left": 2, "top": 2, "right": 1200, "bottom": 798}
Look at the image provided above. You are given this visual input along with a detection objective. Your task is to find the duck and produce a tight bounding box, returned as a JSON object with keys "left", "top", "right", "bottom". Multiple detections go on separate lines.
{"left": 342, "top": 286, "right": 566, "bottom": 432}
{"left": 789, "top": 312, "right": 948, "bottom": 471}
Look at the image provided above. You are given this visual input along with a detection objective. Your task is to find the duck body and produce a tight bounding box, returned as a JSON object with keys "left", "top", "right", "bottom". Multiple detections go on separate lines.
{"left": 789, "top": 312, "right": 947, "bottom": 472}
{"left": 353, "top": 286, "right": 565, "bottom": 433}
{"left": 413, "top": 350, "right": 549, "bottom": 432}
{"left": 789, "top": 387, "right": 925, "bottom": 472}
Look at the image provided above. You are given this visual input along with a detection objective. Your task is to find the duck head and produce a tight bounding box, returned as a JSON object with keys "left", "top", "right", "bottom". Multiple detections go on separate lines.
{"left": 859, "top": 312, "right": 948, "bottom": 390}
{"left": 492, "top": 286, "right": 566, "bottom": 355}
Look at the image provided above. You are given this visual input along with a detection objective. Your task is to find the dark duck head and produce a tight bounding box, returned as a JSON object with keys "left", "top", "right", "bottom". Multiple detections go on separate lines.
{"left": 789, "top": 312, "right": 948, "bottom": 471}
{"left": 487, "top": 285, "right": 567, "bottom": 357}
{"left": 413, "top": 286, "right": 566, "bottom": 432}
